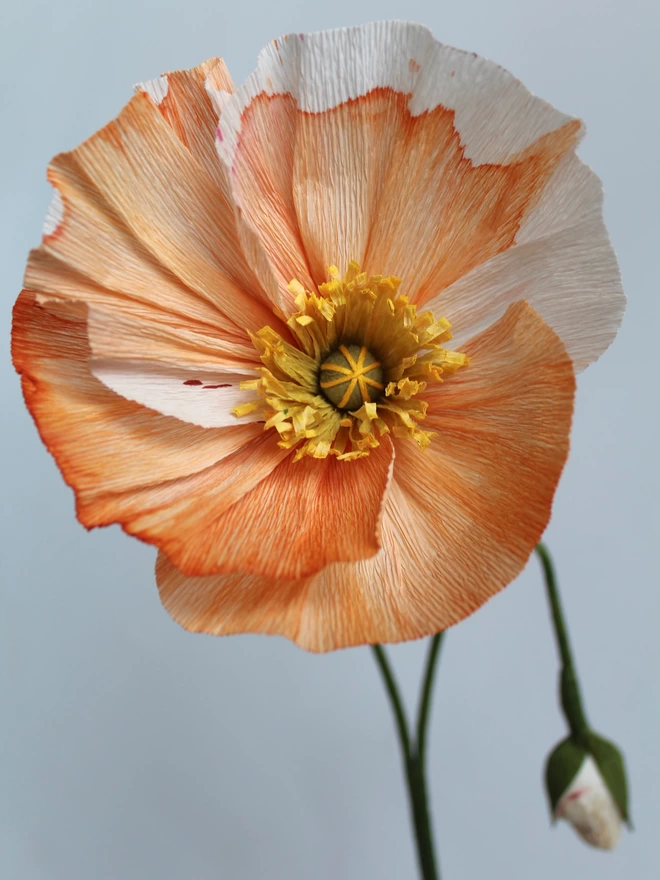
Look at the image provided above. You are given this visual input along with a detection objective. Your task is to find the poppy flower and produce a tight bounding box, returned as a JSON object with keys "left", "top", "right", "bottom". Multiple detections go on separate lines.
{"left": 12, "top": 22, "right": 624, "bottom": 651}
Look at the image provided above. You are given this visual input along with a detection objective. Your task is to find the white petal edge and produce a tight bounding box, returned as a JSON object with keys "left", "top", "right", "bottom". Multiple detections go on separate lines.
{"left": 43, "top": 187, "right": 64, "bottom": 237}
{"left": 424, "top": 153, "right": 624, "bottom": 372}
{"left": 91, "top": 360, "right": 262, "bottom": 428}
{"left": 555, "top": 755, "right": 622, "bottom": 850}
{"left": 217, "top": 21, "right": 578, "bottom": 172}
{"left": 135, "top": 74, "right": 169, "bottom": 104}
{"left": 424, "top": 155, "right": 626, "bottom": 372}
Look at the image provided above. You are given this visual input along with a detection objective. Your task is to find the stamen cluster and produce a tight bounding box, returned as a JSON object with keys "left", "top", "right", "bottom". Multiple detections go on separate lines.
{"left": 234, "top": 262, "right": 468, "bottom": 461}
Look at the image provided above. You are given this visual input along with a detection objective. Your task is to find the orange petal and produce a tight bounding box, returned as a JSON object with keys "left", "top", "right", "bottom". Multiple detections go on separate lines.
{"left": 135, "top": 59, "right": 292, "bottom": 318}
{"left": 136, "top": 58, "right": 235, "bottom": 198}
{"left": 28, "top": 249, "right": 258, "bottom": 369}
{"left": 11, "top": 290, "right": 265, "bottom": 524}
{"left": 221, "top": 92, "right": 316, "bottom": 305}
{"left": 32, "top": 64, "right": 290, "bottom": 364}
{"left": 58, "top": 92, "right": 274, "bottom": 326}
{"left": 221, "top": 24, "right": 622, "bottom": 369}
{"left": 424, "top": 156, "right": 625, "bottom": 372}
{"left": 155, "top": 301, "right": 575, "bottom": 651}
{"left": 221, "top": 23, "right": 579, "bottom": 287}
{"left": 15, "top": 290, "right": 395, "bottom": 577}
{"left": 152, "top": 435, "right": 394, "bottom": 579}
{"left": 362, "top": 106, "right": 580, "bottom": 302}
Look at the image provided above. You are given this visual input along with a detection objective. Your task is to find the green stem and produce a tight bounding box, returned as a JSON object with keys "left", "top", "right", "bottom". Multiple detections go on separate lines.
{"left": 372, "top": 644, "right": 411, "bottom": 761}
{"left": 416, "top": 633, "right": 444, "bottom": 767}
{"left": 535, "top": 543, "right": 589, "bottom": 739}
{"left": 371, "top": 639, "right": 443, "bottom": 880}
{"left": 406, "top": 753, "right": 438, "bottom": 880}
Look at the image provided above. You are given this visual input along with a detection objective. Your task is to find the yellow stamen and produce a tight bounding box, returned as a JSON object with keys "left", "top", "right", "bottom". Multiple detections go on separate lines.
{"left": 234, "top": 262, "right": 469, "bottom": 461}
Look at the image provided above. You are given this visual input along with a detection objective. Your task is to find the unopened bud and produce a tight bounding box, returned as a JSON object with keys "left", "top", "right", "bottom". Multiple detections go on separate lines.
{"left": 545, "top": 733, "right": 630, "bottom": 850}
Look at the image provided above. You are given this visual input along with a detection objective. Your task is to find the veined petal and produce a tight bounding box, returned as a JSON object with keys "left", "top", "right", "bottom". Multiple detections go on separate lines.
{"left": 136, "top": 58, "right": 236, "bottom": 198}
{"left": 91, "top": 360, "right": 261, "bottom": 429}
{"left": 136, "top": 58, "right": 289, "bottom": 316}
{"left": 57, "top": 91, "right": 274, "bottom": 327}
{"left": 154, "top": 435, "right": 394, "bottom": 579}
{"left": 30, "top": 64, "right": 288, "bottom": 366}
{"left": 155, "top": 301, "right": 574, "bottom": 650}
{"left": 424, "top": 156, "right": 625, "bottom": 371}
{"left": 218, "top": 90, "right": 316, "bottom": 308}
{"left": 219, "top": 22, "right": 621, "bottom": 369}
{"left": 220, "top": 23, "right": 579, "bottom": 293}
{"left": 28, "top": 249, "right": 259, "bottom": 369}
{"left": 11, "top": 291, "right": 265, "bottom": 527}
{"left": 17, "top": 290, "right": 394, "bottom": 578}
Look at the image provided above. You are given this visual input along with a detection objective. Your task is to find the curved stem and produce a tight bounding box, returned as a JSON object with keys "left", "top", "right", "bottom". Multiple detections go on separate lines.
{"left": 416, "top": 633, "right": 444, "bottom": 767}
{"left": 535, "top": 543, "right": 573, "bottom": 670}
{"left": 535, "top": 543, "right": 589, "bottom": 738}
{"left": 371, "top": 644, "right": 411, "bottom": 761}
{"left": 371, "top": 640, "right": 442, "bottom": 880}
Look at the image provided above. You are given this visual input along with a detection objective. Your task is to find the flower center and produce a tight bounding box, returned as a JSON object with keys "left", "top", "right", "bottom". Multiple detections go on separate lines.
{"left": 234, "top": 262, "right": 469, "bottom": 461}
{"left": 320, "top": 344, "right": 384, "bottom": 410}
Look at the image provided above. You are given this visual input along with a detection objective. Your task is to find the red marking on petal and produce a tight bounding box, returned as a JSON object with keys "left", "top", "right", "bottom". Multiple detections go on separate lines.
{"left": 565, "top": 787, "right": 589, "bottom": 803}
{"left": 203, "top": 383, "right": 232, "bottom": 389}
{"left": 183, "top": 379, "right": 203, "bottom": 386}
{"left": 216, "top": 126, "right": 223, "bottom": 142}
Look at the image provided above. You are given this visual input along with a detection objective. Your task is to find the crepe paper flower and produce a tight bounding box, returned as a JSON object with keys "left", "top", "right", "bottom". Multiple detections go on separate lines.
{"left": 545, "top": 735, "right": 630, "bottom": 850}
{"left": 12, "top": 22, "right": 625, "bottom": 652}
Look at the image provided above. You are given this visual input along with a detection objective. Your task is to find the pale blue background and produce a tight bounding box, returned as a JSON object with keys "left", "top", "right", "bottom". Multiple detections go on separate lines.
{"left": 1, "top": 1, "right": 658, "bottom": 878}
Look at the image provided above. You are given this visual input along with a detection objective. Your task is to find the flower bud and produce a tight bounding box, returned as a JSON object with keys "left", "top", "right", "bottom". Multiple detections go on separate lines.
{"left": 545, "top": 733, "right": 630, "bottom": 850}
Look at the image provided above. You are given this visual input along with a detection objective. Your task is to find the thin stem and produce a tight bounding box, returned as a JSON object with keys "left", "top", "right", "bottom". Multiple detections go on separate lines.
{"left": 416, "top": 633, "right": 445, "bottom": 767}
{"left": 535, "top": 543, "right": 589, "bottom": 738}
{"left": 371, "top": 641, "right": 442, "bottom": 880}
{"left": 406, "top": 754, "right": 439, "bottom": 880}
{"left": 535, "top": 543, "right": 573, "bottom": 670}
{"left": 371, "top": 644, "right": 411, "bottom": 761}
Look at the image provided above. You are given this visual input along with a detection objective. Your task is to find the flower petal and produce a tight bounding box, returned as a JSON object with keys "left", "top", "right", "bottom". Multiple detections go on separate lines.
{"left": 28, "top": 248, "right": 259, "bottom": 369}
{"left": 15, "top": 288, "right": 395, "bottom": 577}
{"left": 90, "top": 360, "right": 261, "bottom": 429}
{"left": 155, "top": 435, "right": 395, "bottom": 579}
{"left": 135, "top": 59, "right": 290, "bottom": 317}
{"left": 34, "top": 82, "right": 281, "bottom": 352}
{"left": 387, "top": 300, "right": 575, "bottom": 625}
{"left": 136, "top": 58, "right": 235, "bottom": 197}
{"left": 155, "top": 301, "right": 574, "bottom": 651}
{"left": 11, "top": 290, "right": 264, "bottom": 525}
{"left": 424, "top": 156, "right": 625, "bottom": 371}
{"left": 556, "top": 756, "right": 622, "bottom": 850}
{"left": 220, "top": 22, "right": 580, "bottom": 296}
{"left": 218, "top": 89, "right": 316, "bottom": 307}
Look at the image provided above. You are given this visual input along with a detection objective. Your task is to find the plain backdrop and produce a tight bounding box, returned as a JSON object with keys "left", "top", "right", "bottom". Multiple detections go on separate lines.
{"left": 1, "top": 1, "right": 658, "bottom": 878}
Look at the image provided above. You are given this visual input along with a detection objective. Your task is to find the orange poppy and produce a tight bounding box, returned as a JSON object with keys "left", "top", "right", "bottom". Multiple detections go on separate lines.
{"left": 12, "top": 23, "right": 624, "bottom": 651}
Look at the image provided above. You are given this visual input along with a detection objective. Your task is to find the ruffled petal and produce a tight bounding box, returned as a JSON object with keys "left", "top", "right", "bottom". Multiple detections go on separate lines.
{"left": 136, "top": 58, "right": 235, "bottom": 198}
{"left": 11, "top": 291, "right": 267, "bottom": 530}
{"left": 155, "top": 435, "right": 394, "bottom": 579}
{"left": 219, "top": 22, "right": 622, "bottom": 368}
{"left": 156, "top": 301, "right": 575, "bottom": 651}
{"left": 220, "top": 24, "right": 575, "bottom": 287}
{"left": 27, "top": 59, "right": 291, "bottom": 396}
{"left": 423, "top": 156, "right": 625, "bottom": 371}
